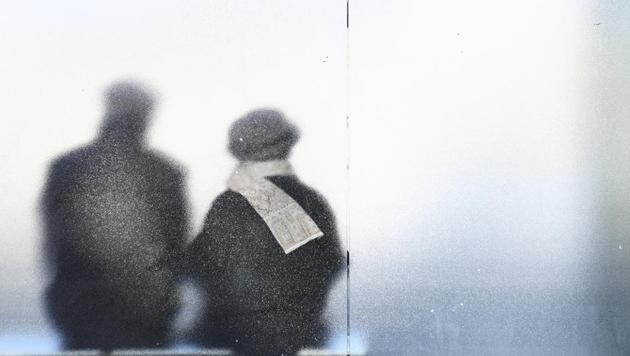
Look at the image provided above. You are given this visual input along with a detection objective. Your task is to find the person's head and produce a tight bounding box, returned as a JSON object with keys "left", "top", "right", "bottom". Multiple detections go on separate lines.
{"left": 100, "top": 80, "right": 156, "bottom": 142}
{"left": 228, "top": 109, "right": 300, "bottom": 162}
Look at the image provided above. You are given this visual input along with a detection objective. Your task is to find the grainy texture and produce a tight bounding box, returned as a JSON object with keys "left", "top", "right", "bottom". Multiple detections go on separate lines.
{"left": 41, "top": 122, "right": 188, "bottom": 351}
{"left": 187, "top": 175, "right": 344, "bottom": 356}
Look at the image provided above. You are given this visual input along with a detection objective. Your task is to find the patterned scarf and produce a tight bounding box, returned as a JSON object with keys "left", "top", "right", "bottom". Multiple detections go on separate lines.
{"left": 227, "top": 160, "right": 323, "bottom": 254}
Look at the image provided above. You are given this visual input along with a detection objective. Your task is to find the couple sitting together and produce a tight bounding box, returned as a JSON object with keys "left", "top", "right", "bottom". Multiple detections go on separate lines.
{"left": 42, "top": 81, "right": 344, "bottom": 356}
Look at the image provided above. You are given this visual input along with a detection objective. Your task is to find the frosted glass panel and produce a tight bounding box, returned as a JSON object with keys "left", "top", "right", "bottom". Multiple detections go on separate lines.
{"left": 348, "top": 1, "right": 630, "bottom": 355}
{"left": 0, "top": 1, "right": 347, "bottom": 354}
{"left": 2, "top": 1, "right": 630, "bottom": 355}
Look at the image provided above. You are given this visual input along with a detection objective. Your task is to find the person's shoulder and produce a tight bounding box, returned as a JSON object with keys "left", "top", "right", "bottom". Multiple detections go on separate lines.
{"left": 213, "top": 189, "right": 250, "bottom": 209}
{"left": 269, "top": 175, "right": 334, "bottom": 214}
{"left": 270, "top": 175, "right": 329, "bottom": 203}
{"left": 202, "top": 190, "right": 253, "bottom": 226}
{"left": 48, "top": 144, "right": 96, "bottom": 174}
{"left": 144, "top": 149, "right": 186, "bottom": 179}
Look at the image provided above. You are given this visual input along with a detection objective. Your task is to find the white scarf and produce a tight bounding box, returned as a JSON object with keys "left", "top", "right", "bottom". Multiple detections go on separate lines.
{"left": 227, "top": 160, "right": 324, "bottom": 254}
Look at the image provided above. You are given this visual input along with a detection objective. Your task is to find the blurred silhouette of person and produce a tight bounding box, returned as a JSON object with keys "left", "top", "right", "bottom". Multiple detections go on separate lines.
{"left": 41, "top": 81, "right": 188, "bottom": 351}
{"left": 187, "top": 109, "right": 344, "bottom": 356}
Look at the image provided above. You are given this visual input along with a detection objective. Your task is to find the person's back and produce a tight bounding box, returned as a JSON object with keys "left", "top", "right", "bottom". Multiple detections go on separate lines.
{"left": 188, "top": 109, "right": 344, "bottom": 356}
{"left": 42, "top": 81, "right": 188, "bottom": 351}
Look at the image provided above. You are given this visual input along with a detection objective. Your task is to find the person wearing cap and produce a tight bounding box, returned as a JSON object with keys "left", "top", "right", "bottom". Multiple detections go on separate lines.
{"left": 187, "top": 109, "right": 344, "bottom": 356}
{"left": 41, "top": 81, "right": 189, "bottom": 351}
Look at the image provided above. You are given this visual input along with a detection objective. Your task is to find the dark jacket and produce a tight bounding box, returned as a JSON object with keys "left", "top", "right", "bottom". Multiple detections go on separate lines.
{"left": 41, "top": 136, "right": 188, "bottom": 351}
{"left": 188, "top": 175, "right": 344, "bottom": 356}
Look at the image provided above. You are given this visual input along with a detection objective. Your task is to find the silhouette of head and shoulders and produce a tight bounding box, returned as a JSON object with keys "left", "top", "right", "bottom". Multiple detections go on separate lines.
{"left": 41, "top": 81, "right": 189, "bottom": 351}
{"left": 48, "top": 81, "right": 182, "bottom": 185}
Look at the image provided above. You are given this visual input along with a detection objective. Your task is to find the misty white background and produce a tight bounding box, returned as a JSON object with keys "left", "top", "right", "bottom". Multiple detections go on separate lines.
{"left": 1, "top": 0, "right": 627, "bottom": 355}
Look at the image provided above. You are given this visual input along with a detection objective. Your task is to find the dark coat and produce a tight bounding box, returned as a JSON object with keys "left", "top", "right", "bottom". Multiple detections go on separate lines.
{"left": 41, "top": 136, "right": 188, "bottom": 351}
{"left": 187, "top": 175, "right": 344, "bottom": 356}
